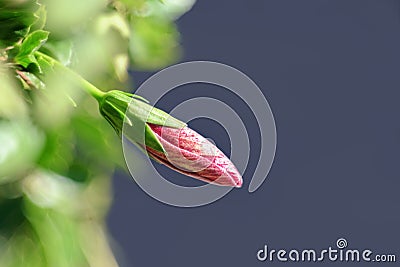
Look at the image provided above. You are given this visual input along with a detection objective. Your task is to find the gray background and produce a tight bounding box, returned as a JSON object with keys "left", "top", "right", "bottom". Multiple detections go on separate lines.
{"left": 108, "top": 0, "right": 400, "bottom": 266}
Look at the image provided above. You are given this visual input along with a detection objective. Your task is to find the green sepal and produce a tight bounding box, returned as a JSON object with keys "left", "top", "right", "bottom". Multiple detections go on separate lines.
{"left": 99, "top": 92, "right": 164, "bottom": 152}
{"left": 128, "top": 97, "right": 186, "bottom": 129}
{"left": 100, "top": 90, "right": 186, "bottom": 129}
{"left": 98, "top": 90, "right": 186, "bottom": 153}
{"left": 144, "top": 123, "right": 164, "bottom": 152}
{"left": 99, "top": 99, "right": 126, "bottom": 136}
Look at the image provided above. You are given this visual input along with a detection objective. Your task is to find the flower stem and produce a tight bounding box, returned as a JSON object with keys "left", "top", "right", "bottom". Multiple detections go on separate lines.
{"left": 35, "top": 51, "right": 105, "bottom": 101}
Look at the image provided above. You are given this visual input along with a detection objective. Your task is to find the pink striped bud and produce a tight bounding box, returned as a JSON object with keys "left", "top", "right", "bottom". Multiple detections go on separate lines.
{"left": 146, "top": 124, "right": 242, "bottom": 187}
{"left": 98, "top": 90, "right": 242, "bottom": 187}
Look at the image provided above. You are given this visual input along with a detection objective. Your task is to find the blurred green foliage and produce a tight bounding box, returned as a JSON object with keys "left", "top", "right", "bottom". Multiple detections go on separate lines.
{"left": 0, "top": 0, "right": 195, "bottom": 266}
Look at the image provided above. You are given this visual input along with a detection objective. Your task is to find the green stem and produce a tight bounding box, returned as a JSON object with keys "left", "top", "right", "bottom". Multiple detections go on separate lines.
{"left": 35, "top": 51, "right": 105, "bottom": 101}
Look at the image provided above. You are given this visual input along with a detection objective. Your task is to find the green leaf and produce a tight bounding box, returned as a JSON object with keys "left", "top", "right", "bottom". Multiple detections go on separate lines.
{"left": 23, "top": 197, "right": 88, "bottom": 267}
{"left": 37, "top": 129, "right": 74, "bottom": 176}
{"left": 42, "top": 39, "right": 74, "bottom": 66}
{"left": 0, "top": 69, "right": 28, "bottom": 119}
{"left": 15, "top": 30, "right": 49, "bottom": 69}
{"left": 129, "top": 16, "right": 180, "bottom": 70}
{"left": 71, "top": 110, "right": 125, "bottom": 170}
{"left": 0, "top": 219, "right": 46, "bottom": 267}
{"left": 146, "top": 0, "right": 196, "bottom": 20}
{"left": 0, "top": 120, "right": 44, "bottom": 184}
{"left": 0, "top": 1, "right": 40, "bottom": 48}
{"left": 0, "top": 198, "right": 25, "bottom": 236}
{"left": 36, "top": 53, "right": 55, "bottom": 74}
{"left": 31, "top": 3, "right": 47, "bottom": 31}
{"left": 43, "top": 0, "right": 107, "bottom": 37}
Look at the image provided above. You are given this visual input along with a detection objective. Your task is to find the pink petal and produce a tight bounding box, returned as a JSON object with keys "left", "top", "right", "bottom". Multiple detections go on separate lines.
{"left": 146, "top": 124, "right": 242, "bottom": 187}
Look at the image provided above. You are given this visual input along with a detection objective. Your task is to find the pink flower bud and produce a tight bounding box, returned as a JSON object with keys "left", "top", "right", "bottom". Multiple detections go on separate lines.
{"left": 98, "top": 90, "right": 242, "bottom": 188}
{"left": 145, "top": 124, "right": 243, "bottom": 188}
